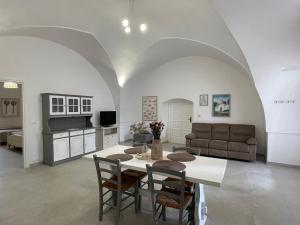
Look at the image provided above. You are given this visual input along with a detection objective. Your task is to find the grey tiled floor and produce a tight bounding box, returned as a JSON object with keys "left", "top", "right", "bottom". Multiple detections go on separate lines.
{"left": 0, "top": 144, "right": 300, "bottom": 225}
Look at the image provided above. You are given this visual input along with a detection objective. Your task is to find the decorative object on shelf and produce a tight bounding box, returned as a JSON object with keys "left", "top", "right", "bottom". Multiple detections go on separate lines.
{"left": 149, "top": 121, "right": 164, "bottom": 160}
{"left": 142, "top": 96, "right": 157, "bottom": 121}
{"left": 200, "top": 94, "right": 208, "bottom": 106}
{"left": 212, "top": 94, "right": 231, "bottom": 117}
{"left": 1, "top": 98, "right": 20, "bottom": 117}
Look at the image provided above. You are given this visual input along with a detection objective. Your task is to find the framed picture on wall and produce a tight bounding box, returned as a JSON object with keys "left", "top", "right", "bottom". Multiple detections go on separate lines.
{"left": 1, "top": 98, "right": 20, "bottom": 117}
{"left": 200, "top": 94, "right": 208, "bottom": 106}
{"left": 142, "top": 96, "right": 157, "bottom": 121}
{"left": 212, "top": 94, "right": 231, "bottom": 117}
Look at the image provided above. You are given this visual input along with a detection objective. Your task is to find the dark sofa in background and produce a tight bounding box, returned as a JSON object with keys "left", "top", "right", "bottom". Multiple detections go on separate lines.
{"left": 185, "top": 123, "right": 257, "bottom": 161}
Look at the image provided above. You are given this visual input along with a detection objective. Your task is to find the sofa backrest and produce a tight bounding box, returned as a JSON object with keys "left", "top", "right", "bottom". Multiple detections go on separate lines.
{"left": 230, "top": 124, "right": 255, "bottom": 142}
{"left": 192, "top": 123, "right": 212, "bottom": 139}
{"left": 212, "top": 124, "right": 230, "bottom": 141}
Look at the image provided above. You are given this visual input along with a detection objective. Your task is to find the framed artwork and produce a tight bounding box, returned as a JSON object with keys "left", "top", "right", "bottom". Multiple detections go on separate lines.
{"left": 212, "top": 94, "right": 231, "bottom": 117}
{"left": 142, "top": 96, "right": 157, "bottom": 121}
{"left": 200, "top": 94, "right": 208, "bottom": 106}
{"left": 1, "top": 98, "right": 20, "bottom": 117}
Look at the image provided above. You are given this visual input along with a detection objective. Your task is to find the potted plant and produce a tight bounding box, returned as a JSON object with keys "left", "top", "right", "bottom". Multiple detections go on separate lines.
{"left": 149, "top": 121, "right": 165, "bottom": 160}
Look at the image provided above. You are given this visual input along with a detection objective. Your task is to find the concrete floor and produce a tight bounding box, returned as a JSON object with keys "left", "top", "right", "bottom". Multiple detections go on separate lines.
{"left": 0, "top": 144, "right": 300, "bottom": 225}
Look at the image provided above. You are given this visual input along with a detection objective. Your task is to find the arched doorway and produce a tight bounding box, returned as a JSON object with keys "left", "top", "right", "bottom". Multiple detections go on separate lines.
{"left": 164, "top": 99, "right": 193, "bottom": 144}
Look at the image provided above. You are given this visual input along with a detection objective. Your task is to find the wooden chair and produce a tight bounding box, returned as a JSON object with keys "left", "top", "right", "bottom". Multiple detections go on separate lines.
{"left": 93, "top": 155, "right": 142, "bottom": 225}
{"left": 146, "top": 164, "right": 194, "bottom": 225}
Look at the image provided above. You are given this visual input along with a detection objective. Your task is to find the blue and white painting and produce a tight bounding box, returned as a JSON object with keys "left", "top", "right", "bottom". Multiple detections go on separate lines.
{"left": 212, "top": 94, "right": 230, "bottom": 117}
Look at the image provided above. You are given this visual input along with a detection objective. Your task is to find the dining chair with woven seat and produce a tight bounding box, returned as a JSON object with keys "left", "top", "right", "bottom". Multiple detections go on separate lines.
{"left": 146, "top": 164, "right": 194, "bottom": 225}
{"left": 93, "top": 155, "right": 141, "bottom": 225}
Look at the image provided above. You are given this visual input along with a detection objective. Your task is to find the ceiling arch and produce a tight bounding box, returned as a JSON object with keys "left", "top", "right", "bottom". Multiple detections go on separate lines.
{"left": 0, "top": 26, "right": 120, "bottom": 108}
{"left": 127, "top": 37, "right": 252, "bottom": 84}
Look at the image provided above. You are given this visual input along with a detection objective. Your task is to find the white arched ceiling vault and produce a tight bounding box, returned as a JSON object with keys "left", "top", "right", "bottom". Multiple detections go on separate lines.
{"left": 127, "top": 37, "right": 251, "bottom": 83}
{"left": 0, "top": 26, "right": 120, "bottom": 111}
{"left": 211, "top": 0, "right": 300, "bottom": 165}
{"left": 0, "top": 0, "right": 249, "bottom": 83}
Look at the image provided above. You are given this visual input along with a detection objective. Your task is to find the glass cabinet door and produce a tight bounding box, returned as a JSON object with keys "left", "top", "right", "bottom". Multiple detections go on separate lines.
{"left": 49, "top": 95, "right": 66, "bottom": 115}
{"left": 80, "top": 97, "right": 93, "bottom": 114}
{"left": 66, "top": 96, "right": 80, "bottom": 115}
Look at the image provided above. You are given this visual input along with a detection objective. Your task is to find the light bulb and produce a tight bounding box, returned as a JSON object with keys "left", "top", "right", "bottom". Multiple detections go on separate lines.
{"left": 124, "top": 26, "right": 131, "bottom": 34}
{"left": 140, "top": 23, "right": 147, "bottom": 32}
{"left": 122, "top": 19, "right": 129, "bottom": 27}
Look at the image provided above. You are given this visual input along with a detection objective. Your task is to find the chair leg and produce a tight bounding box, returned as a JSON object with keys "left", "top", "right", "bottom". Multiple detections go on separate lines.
{"left": 115, "top": 190, "right": 122, "bottom": 225}
{"left": 135, "top": 182, "right": 139, "bottom": 213}
{"left": 178, "top": 209, "right": 183, "bottom": 225}
{"left": 162, "top": 205, "right": 166, "bottom": 221}
{"left": 99, "top": 191, "right": 103, "bottom": 221}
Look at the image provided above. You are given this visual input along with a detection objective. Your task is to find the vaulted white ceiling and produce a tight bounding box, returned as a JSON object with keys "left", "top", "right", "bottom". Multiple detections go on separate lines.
{"left": 0, "top": 0, "right": 249, "bottom": 85}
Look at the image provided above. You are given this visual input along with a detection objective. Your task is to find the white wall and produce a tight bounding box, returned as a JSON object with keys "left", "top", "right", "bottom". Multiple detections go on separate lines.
{"left": 0, "top": 36, "right": 115, "bottom": 167}
{"left": 211, "top": 0, "right": 300, "bottom": 166}
{"left": 120, "top": 56, "right": 266, "bottom": 154}
{"left": 0, "top": 83, "right": 22, "bottom": 128}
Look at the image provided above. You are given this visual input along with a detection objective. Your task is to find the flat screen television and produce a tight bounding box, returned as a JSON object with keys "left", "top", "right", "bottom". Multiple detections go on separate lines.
{"left": 100, "top": 111, "right": 116, "bottom": 127}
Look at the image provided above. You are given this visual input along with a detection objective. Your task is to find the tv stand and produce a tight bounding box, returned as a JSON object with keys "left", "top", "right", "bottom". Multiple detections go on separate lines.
{"left": 96, "top": 126, "right": 118, "bottom": 150}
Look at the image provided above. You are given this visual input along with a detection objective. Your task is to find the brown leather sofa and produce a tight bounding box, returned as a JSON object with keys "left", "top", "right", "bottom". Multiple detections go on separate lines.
{"left": 185, "top": 123, "right": 257, "bottom": 161}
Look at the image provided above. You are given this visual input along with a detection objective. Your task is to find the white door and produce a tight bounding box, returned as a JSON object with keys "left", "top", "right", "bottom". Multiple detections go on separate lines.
{"left": 70, "top": 135, "right": 84, "bottom": 157}
{"left": 84, "top": 133, "right": 96, "bottom": 153}
{"left": 168, "top": 102, "right": 193, "bottom": 144}
{"left": 53, "top": 138, "right": 70, "bottom": 161}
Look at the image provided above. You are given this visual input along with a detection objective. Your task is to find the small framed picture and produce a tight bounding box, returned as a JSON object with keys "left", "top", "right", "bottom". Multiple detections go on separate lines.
{"left": 199, "top": 95, "right": 208, "bottom": 106}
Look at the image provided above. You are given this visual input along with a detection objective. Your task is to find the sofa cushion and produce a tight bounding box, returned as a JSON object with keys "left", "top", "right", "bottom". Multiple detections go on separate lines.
{"left": 212, "top": 124, "right": 229, "bottom": 140}
{"left": 191, "top": 139, "right": 210, "bottom": 148}
{"left": 209, "top": 149, "right": 227, "bottom": 158}
{"left": 230, "top": 125, "right": 255, "bottom": 142}
{"left": 192, "top": 123, "right": 212, "bottom": 139}
{"left": 209, "top": 140, "right": 227, "bottom": 150}
{"left": 228, "top": 142, "right": 249, "bottom": 153}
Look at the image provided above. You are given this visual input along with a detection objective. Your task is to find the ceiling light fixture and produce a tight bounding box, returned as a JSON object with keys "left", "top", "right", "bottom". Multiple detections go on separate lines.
{"left": 122, "top": 19, "right": 129, "bottom": 27}
{"left": 3, "top": 81, "right": 18, "bottom": 89}
{"left": 121, "top": 0, "right": 148, "bottom": 34}
{"left": 124, "top": 26, "right": 131, "bottom": 34}
{"left": 140, "top": 23, "right": 147, "bottom": 32}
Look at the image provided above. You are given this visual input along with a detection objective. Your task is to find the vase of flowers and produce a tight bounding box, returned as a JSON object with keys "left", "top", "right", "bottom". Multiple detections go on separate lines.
{"left": 149, "top": 121, "right": 165, "bottom": 160}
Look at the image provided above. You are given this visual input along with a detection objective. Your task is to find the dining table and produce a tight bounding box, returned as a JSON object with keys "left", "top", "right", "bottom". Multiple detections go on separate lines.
{"left": 84, "top": 145, "right": 227, "bottom": 225}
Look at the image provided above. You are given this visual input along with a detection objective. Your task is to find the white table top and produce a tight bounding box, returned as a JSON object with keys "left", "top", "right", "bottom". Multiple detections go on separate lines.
{"left": 84, "top": 145, "right": 227, "bottom": 187}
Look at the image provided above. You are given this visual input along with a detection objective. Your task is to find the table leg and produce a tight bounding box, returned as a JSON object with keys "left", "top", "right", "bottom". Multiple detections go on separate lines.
{"left": 194, "top": 184, "right": 207, "bottom": 225}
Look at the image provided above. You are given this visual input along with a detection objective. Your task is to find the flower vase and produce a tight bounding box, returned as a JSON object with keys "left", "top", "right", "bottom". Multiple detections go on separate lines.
{"left": 151, "top": 139, "right": 163, "bottom": 160}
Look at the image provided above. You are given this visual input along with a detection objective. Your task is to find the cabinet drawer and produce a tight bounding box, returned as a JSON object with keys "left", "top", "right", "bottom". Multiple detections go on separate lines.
{"left": 53, "top": 132, "right": 69, "bottom": 139}
{"left": 84, "top": 129, "right": 96, "bottom": 134}
{"left": 70, "top": 130, "right": 83, "bottom": 136}
{"left": 53, "top": 137, "right": 70, "bottom": 161}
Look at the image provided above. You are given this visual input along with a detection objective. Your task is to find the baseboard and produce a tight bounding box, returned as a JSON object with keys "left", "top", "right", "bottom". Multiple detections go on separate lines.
{"left": 267, "top": 161, "right": 300, "bottom": 168}
{"left": 29, "top": 161, "right": 43, "bottom": 168}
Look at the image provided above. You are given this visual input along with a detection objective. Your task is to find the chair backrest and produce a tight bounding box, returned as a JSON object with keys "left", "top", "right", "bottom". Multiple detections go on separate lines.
{"left": 93, "top": 155, "right": 122, "bottom": 190}
{"left": 146, "top": 164, "right": 186, "bottom": 210}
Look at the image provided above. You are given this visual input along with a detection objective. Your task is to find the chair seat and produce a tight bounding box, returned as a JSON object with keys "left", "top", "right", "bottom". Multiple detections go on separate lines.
{"left": 164, "top": 177, "right": 194, "bottom": 193}
{"left": 156, "top": 187, "right": 193, "bottom": 209}
{"left": 122, "top": 169, "right": 147, "bottom": 181}
{"left": 102, "top": 176, "right": 137, "bottom": 191}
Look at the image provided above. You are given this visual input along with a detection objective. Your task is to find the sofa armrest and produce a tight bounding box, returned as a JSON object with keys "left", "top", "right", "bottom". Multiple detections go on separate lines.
{"left": 185, "top": 133, "right": 196, "bottom": 140}
{"left": 246, "top": 137, "right": 257, "bottom": 145}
